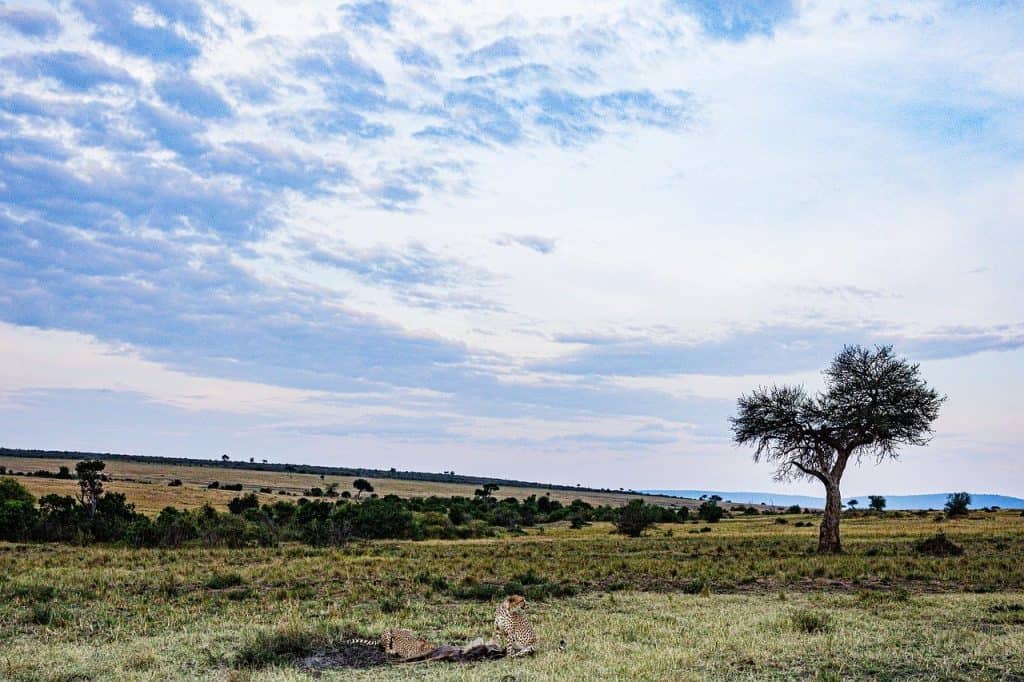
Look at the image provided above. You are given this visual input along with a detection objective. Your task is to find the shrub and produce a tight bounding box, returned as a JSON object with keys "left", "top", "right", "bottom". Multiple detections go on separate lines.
{"left": 775, "top": 517, "right": 789, "bottom": 524}
{"left": 228, "top": 493, "right": 260, "bottom": 515}
{"left": 697, "top": 501, "right": 725, "bottom": 523}
{"left": 569, "top": 513, "right": 589, "bottom": 529}
{"left": 352, "top": 497, "right": 418, "bottom": 539}
{"left": 916, "top": 532, "right": 964, "bottom": 557}
{"left": 944, "top": 492, "right": 971, "bottom": 517}
{"left": 447, "top": 506, "right": 467, "bottom": 526}
{"left": 615, "top": 499, "right": 656, "bottom": 537}
{"left": 0, "top": 477, "right": 34, "bottom": 505}
{"left": 0, "top": 480, "right": 37, "bottom": 541}
{"left": 207, "top": 481, "right": 220, "bottom": 489}
{"left": 168, "top": 479, "right": 182, "bottom": 487}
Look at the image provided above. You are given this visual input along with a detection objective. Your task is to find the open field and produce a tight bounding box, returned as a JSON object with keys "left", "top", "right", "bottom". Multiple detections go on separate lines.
{"left": 0, "top": 455, "right": 704, "bottom": 514}
{"left": 2, "top": 512, "right": 1023, "bottom": 680}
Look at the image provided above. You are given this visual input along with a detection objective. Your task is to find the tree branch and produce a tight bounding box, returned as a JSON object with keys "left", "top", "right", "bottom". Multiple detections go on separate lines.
{"left": 788, "top": 459, "right": 829, "bottom": 484}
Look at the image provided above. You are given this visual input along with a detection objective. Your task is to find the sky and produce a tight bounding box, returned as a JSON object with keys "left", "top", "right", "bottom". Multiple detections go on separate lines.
{"left": 1, "top": 0, "right": 1022, "bottom": 496}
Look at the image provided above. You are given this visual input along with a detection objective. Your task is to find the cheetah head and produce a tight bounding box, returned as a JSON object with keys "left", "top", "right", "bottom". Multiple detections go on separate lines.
{"left": 503, "top": 594, "right": 528, "bottom": 612}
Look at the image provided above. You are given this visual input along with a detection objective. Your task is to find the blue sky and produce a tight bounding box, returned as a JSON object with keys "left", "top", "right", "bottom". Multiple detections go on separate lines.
{"left": 1, "top": 0, "right": 1022, "bottom": 494}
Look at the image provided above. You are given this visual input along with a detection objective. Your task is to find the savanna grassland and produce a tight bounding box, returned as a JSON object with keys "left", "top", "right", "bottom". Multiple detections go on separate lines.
{"left": 2, "top": 504, "right": 1023, "bottom": 681}
{"left": 0, "top": 455, "right": 695, "bottom": 513}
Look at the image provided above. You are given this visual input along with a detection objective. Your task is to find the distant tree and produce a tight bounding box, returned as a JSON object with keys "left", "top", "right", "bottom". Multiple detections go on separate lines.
{"left": 341, "top": 491, "right": 351, "bottom": 499}
{"left": 868, "top": 495, "right": 887, "bottom": 512}
{"left": 785, "top": 504, "right": 803, "bottom": 515}
{"left": 208, "top": 481, "right": 220, "bottom": 489}
{"left": 249, "top": 457, "right": 254, "bottom": 463}
{"left": 56, "top": 465, "right": 72, "bottom": 479}
{"left": 847, "top": 499, "right": 859, "bottom": 510}
{"left": 709, "top": 494, "right": 723, "bottom": 502}
{"left": 221, "top": 454, "right": 229, "bottom": 462}
{"left": 325, "top": 482, "right": 339, "bottom": 498}
{"left": 262, "top": 459, "right": 268, "bottom": 464}
{"left": 474, "top": 483, "right": 499, "bottom": 499}
{"left": 731, "top": 345, "right": 944, "bottom": 553}
{"left": 168, "top": 479, "right": 183, "bottom": 487}
{"left": 353, "top": 478, "right": 374, "bottom": 499}
{"left": 0, "top": 465, "right": 6, "bottom": 475}
{"left": 697, "top": 500, "right": 725, "bottom": 523}
{"left": 228, "top": 493, "right": 260, "bottom": 514}
{"left": 616, "top": 499, "right": 656, "bottom": 537}
{"left": 75, "top": 460, "right": 106, "bottom": 518}
{"left": 945, "top": 492, "right": 971, "bottom": 517}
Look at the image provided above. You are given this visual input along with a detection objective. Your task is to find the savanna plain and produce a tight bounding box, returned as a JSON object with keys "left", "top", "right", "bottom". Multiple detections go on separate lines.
{"left": 2, "top": 457, "right": 1023, "bottom": 681}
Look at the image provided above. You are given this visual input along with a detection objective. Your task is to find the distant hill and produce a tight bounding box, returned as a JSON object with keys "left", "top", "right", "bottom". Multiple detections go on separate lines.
{"left": 646, "top": 489, "right": 1024, "bottom": 510}
{"left": 0, "top": 447, "right": 655, "bottom": 499}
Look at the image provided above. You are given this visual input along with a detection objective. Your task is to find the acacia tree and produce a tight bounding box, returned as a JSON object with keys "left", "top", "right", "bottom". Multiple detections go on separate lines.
{"left": 730, "top": 345, "right": 944, "bottom": 553}
{"left": 353, "top": 478, "right": 374, "bottom": 499}
{"left": 75, "top": 459, "right": 106, "bottom": 518}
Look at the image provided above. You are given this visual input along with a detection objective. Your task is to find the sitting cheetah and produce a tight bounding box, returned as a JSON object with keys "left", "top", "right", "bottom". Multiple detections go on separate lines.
{"left": 346, "top": 627, "right": 438, "bottom": 661}
{"left": 493, "top": 594, "right": 538, "bottom": 657}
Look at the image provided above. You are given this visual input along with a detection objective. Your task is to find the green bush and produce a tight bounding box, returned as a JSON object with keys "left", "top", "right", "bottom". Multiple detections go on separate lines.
{"left": 616, "top": 499, "right": 657, "bottom": 537}
{"left": 228, "top": 493, "right": 260, "bottom": 514}
{"left": 697, "top": 501, "right": 725, "bottom": 523}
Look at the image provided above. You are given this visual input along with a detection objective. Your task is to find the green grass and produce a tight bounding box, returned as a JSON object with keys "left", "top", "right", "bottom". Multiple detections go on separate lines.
{"left": 1, "top": 512, "right": 1022, "bottom": 680}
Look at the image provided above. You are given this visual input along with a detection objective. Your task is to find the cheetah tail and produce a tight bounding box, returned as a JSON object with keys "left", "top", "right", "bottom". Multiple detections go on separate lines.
{"left": 343, "top": 637, "right": 381, "bottom": 648}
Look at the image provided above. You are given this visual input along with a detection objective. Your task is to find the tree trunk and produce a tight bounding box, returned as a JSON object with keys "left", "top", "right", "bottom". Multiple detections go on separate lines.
{"left": 818, "top": 481, "right": 842, "bottom": 553}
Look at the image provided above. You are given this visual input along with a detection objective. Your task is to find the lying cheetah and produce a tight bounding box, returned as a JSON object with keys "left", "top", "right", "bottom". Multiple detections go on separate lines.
{"left": 346, "top": 627, "right": 438, "bottom": 660}
{"left": 493, "top": 594, "right": 538, "bottom": 657}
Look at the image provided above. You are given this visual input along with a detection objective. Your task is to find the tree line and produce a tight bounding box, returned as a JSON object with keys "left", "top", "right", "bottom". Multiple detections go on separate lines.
{"left": 0, "top": 461, "right": 732, "bottom": 547}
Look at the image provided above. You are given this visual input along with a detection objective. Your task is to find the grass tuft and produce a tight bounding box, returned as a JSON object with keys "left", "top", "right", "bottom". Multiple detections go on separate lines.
{"left": 205, "top": 572, "right": 246, "bottom": 589}
{"left": 233, "top": 622, "right": 353, "bottom": 669}
{"left": 790, "top": 609, "right": 833, "bottom": 634}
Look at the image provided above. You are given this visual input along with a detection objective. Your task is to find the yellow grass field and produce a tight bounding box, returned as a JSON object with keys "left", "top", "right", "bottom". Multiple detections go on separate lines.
{"left": 0, "top": 455, "right": 699, "bottom": 514}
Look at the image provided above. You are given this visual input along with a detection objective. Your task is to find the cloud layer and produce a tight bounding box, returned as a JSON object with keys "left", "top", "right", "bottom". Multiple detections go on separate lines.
{"left": 1, "top": 0, "right": 1023, "bottom": 493}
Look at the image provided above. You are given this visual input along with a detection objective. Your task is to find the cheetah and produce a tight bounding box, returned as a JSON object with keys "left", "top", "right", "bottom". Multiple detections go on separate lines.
{"left": 493, "top": 594, "right": 537, "bottom": 657}
{"left": 346, "top": 627, "right": 438, "bottom": 661}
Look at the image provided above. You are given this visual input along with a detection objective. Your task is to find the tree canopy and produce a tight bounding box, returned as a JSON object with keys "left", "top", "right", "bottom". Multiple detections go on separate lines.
{"left": 731, "top": 345, "right": 944, "bottom": 552}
